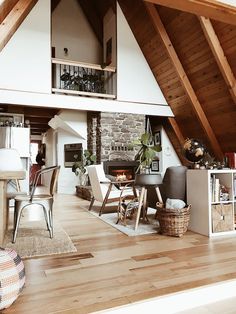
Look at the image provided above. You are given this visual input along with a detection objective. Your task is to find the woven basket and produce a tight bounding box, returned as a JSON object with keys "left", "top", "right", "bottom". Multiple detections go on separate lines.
{"left": 156, "top": 203, "right": 191, "bottom": 237}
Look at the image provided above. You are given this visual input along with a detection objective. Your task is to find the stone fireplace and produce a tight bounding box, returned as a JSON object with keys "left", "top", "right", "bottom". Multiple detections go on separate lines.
{"left": 87, "top": 112, "right": 145, "bottom": 175}
{"left": 103, "top": 160, "right": 139, "bottom": 180}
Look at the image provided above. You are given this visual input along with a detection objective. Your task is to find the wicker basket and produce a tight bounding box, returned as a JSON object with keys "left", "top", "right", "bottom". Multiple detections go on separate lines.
{"left": 156, "top": 202, "right": 191, "bottom": 237}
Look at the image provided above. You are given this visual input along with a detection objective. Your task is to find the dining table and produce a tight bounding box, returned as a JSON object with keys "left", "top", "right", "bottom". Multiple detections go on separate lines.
{"left": 0, "top": 170, "right": 25, "bottom": 245}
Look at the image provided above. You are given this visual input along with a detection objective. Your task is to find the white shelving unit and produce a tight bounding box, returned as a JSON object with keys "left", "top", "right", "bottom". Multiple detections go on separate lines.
{"left": 187, "top": 169, "right": 236, "bottom": 237}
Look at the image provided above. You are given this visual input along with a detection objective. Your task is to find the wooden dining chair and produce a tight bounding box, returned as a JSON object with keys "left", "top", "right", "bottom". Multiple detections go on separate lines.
{"left": 12, "top": 165, "right": 60, "bottom": 243}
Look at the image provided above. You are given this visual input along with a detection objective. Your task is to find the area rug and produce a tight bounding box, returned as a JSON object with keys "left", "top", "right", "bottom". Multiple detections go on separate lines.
{"left": 3, "top": 221, "right": 77, "bottom": 259}
{"left": 87, "top": 204, "right": 159, "bottom": 236}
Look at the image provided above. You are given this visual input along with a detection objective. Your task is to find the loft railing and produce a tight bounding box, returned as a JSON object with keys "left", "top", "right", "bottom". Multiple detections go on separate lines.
{"left": 51, "top": 58, "right": 116, "bottom": 99}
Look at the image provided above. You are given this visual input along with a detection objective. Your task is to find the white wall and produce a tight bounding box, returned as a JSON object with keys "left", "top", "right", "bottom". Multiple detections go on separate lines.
{"left": 52, "top": 0, "right": 102, "bottom": 63}
{"left": 0, "top": 89, "right": 174, "bottom": 117}
{"left": 116, "top": 3, "right": 168, "bottom": 105}
{"left": 216, "top": 0, "right": 236, "bottom": 6}
{"left": 0, "top": 0, "right": 51, "bottom": 93}
{"left": 156, "top": 127, "right": 181, "bottom": 177}
{"left": 48, "top": 110, "right": 87, "bottom": 194}
{"left": 41, "top": 128, "right": 57, "bottom": 188}
{"left": 58, "top": 110, "right": 87, "bottom": 139}
{"left": 43, "top": 129, "right": 57, "bottom": 167}
{"left": 57, "top": 130, "right": 86, "bottom": 194}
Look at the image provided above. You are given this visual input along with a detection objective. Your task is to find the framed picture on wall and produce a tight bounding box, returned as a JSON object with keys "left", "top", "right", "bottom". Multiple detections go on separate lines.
{"left": 154, "top": 131, "right": 161, "bottom": 146}
{"left": 151, "top": 160, "right": 159, "bottom": 172}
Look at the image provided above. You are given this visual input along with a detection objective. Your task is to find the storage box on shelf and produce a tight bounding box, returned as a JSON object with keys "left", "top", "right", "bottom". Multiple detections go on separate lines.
{"left": 187, "top": 169, "right": 236, "bottom": 237}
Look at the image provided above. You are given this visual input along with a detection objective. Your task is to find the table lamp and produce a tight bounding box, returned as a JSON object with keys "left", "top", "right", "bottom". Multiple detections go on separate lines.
{"left": 0, "top": 148, "right": 23, "bottom": 171}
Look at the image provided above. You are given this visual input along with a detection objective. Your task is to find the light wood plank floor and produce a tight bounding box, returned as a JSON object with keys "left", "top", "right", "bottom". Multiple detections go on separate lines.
{"left": 4, "top": 193, "right": 236, "bottom": 314}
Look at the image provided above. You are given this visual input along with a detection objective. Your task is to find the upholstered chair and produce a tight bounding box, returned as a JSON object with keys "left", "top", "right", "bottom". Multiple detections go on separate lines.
{"left": 147, "top": 166, "right": 188, "bottom": 208}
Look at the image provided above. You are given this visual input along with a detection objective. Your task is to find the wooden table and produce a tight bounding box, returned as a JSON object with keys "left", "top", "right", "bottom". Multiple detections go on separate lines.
{"left": 92, "top": 180, "right": 136, "bottom": 216}
{"left": 134, "top": 185, "right": 163, "bottom": 230}
{"left": 0, "top": 170, "right": 25, "bottom": 245}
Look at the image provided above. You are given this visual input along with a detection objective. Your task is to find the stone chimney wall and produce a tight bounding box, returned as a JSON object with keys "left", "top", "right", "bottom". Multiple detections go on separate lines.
{"left": 100, "top": 112, "right": 145, "bottom": 161}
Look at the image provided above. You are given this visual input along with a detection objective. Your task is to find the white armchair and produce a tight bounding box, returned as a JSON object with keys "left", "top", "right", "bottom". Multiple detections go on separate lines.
{"left": 87, "top": 164, "right": 136, "bottom": 216}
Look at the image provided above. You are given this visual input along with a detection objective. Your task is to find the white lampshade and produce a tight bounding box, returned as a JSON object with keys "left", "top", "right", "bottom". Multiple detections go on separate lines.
{"left": 0, "top": 148, "right": 23, "bottom": 171}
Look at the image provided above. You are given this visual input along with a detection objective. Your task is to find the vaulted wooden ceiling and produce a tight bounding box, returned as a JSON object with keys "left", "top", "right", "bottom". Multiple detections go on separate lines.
{"left": 2, "top": 0, "right": 236, "bottom": 160}
{"left": 60, "top": 0, "right": 236, "bottom": 161}
{"left": 117, "top": 0, "right": 236, "bottom": 162}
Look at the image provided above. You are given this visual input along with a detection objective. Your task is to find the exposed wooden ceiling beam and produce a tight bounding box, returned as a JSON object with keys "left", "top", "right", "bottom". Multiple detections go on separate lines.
{"left": 0, "top": 0, "right": 38, "bottom": 52}
{"left": 30, "top": 120, "right": 50, "bottom": 130}
{"left": 144, "top": 0, "right": 236, "bottom": 26}
{"left": 0, "top": 0, "right": 19, "bottom": 23}
{"left": 168, "top": 117, "right": 185, "bottom": 144}
{"left": 199, "top": 16, "right": 236, "bottom": 104}
{"left": 25, "top": 116, "right": 51, "bottom": 124}
{"left": 145, "top": 2, "right": 224, "bottom": 160}
{"left": 23, "top": 107, "right": 57, "bottom": 118}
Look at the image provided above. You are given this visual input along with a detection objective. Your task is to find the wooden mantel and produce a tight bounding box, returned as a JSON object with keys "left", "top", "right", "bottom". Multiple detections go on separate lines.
{"left": 0, "top": 170, "right": 25, "bottom": 244}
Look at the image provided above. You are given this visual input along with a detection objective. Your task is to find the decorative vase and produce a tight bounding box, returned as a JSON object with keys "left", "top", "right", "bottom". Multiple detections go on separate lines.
{"left": 78, "top": 173, "right": 88, "bottom": 186}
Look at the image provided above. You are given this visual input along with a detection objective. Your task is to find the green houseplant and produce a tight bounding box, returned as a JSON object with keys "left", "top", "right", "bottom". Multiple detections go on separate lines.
{"left": 130, "top": 132, "right": 162, "bottom": 174}
{"left": 72, "top": 150, "right": 96, "bottom": 185}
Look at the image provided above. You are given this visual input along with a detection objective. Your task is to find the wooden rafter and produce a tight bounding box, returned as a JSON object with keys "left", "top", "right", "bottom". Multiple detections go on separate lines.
{"left": 0, "top": 0, "right": 19, "bottom": 23}
{"left": 145, "top": 2, "right": 223, "bottom": 160}
{"left": 168, "top": 117, "right": 185, "bottom": 144}
{"left": 199, "top": 16, "right": 236, "bottom": 104}
{"left": 0, "top": 0, "right": 38, "bottom": 52}
{"left": 144, "top": 0, "right": 236, "bottom": 26}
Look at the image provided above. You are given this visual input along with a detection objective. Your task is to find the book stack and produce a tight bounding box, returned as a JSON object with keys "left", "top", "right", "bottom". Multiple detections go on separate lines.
{"left": 234, "top": 178, "right": 236, "bottom": 199}
{"left": 211, "top": 175, "right": 220, "bottom": 202}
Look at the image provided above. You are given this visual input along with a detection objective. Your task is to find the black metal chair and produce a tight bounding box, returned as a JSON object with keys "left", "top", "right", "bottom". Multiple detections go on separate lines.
{"left": 12, "top": 166, "right": 60, "bottom": 243}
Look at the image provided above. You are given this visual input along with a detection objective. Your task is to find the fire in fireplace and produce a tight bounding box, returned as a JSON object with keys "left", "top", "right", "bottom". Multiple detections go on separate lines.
{"left": 103, "top": 160, "right": 138, "bottom": 180}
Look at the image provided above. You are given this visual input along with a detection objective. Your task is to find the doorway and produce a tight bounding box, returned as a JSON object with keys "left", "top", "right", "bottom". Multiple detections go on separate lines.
{"left": 30, "top": 140, "right": 43, "bottom": 186}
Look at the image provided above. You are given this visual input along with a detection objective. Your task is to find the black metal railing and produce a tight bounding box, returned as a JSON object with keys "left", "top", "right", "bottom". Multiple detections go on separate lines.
{"left": 52, "top": 58, "right": 116, "bottom": 99}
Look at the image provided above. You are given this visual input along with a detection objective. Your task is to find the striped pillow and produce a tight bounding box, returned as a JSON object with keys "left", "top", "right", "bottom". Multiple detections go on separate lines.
{"left": 0, "top": 248, "right": 25, "bottom": 310}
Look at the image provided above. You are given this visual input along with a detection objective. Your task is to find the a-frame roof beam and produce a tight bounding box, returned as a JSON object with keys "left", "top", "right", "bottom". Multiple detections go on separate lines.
{"left": 199, "top": 16, "right": 236, "bottom": 104}
{"left": 0, "top": 0, "right": 19, "bottom": 23}
{"left": 0, "top": 0, "right": 38, "bottom": 52}
{"left": 144, "top": 0, "right": 236, "bottom": 26}
{"left": 145, "top": 2, "right": 223, "bottom": 160}
{"left": 168, "top": 117, "right": 185, "bottom": 144}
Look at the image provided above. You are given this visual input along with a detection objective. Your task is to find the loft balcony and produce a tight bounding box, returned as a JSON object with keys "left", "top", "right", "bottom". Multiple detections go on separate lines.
{"left": 51, "top": 58, "right": 116, "bottom": 100}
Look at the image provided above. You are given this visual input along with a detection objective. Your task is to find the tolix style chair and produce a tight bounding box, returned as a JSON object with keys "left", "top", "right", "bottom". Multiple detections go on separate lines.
{"left": 12, "top": 165, "right": 60, "bottom": 243}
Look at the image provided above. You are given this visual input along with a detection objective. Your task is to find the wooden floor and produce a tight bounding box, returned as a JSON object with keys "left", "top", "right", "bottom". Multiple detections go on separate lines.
{"left": 4, "top": 193, "right": 236, "bottom": 314}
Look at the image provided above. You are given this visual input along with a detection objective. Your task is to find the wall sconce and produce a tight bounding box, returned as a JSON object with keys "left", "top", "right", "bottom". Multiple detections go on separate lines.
{"left": 64, "top": 48, "right": 68, "bottom": 56}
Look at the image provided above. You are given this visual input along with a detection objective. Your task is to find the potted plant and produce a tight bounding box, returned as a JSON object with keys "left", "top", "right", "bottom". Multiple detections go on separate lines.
{"left": 130, "top": 132, "right": 162, "bottom": 174}
{"left": 72, "top": 150, "right": 96, "bottom": 186}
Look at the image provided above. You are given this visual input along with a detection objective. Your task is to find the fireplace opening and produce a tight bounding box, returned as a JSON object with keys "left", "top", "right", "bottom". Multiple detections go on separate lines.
{"left": 109, "top": 166, "right": 134, "bottom": 180}
{"left": 103, "top": 160, "right": 138, "bottom": 180}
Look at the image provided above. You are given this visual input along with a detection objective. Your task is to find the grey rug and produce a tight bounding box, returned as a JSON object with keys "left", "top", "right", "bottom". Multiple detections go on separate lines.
{"left": 88, "top": 205, "right": 159, "bottom": 236}
{"left": 3, "top": 221, "right": 77, "bottom": 259}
